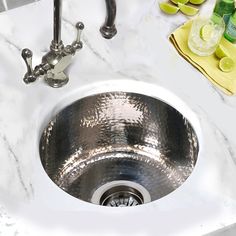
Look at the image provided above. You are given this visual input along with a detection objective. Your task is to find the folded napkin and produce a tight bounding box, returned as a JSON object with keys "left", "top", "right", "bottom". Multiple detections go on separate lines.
{"left": 169, "top": 20, "right": 236, "bottom": 95}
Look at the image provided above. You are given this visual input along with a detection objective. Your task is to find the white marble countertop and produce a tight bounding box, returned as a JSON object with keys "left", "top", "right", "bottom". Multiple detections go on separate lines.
{"left": 0, "top": 0, "right": 236, "bottom": 235}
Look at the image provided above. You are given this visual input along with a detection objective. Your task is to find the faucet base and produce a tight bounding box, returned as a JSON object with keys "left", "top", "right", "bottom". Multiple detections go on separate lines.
{"left": 100, "top": 25, "right": 117, "bottom": 39}
{"left": 45, "top": 71, "right": 69, "bottom": 88}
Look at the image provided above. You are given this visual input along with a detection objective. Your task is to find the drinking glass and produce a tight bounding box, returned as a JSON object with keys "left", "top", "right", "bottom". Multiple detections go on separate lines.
{"left": 188, "top": 15, "right": 225, "bottom": 56}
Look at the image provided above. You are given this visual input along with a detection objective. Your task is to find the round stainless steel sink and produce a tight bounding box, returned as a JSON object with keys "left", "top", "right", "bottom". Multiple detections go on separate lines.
{"left": 40, "top": 92, "right": 199, "bottom": 207}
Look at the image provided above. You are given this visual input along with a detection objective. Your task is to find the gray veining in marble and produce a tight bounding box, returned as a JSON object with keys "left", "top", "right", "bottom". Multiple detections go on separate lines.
{"left": 0, "top": 0, "right": 38, "bottom": 11}
{"left": 0, "top": 1, "right": 5, "bottom": 12}
{"left": 206, "top": 223, "right": 236, "bottom": 236}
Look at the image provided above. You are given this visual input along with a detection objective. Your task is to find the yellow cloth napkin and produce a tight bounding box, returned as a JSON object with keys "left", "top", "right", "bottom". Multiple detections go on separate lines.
{"left": 169, "top": 20, "right": 236, "bottom": 95}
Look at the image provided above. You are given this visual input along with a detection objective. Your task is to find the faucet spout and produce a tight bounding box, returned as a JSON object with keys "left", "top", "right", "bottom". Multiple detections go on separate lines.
{"left": 52, "top": 0, "right": 63, "bottom": 51}
{"left": 53, "top": 0, "right": 62, "bottom": 45}
{"left": 100, "top": 0, "right": 117, "bottom": 39}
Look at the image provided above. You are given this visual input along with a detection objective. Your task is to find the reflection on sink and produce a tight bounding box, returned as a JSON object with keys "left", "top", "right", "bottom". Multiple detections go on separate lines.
{"left": 40, "top": 92, "right": 199, "bottom": 207}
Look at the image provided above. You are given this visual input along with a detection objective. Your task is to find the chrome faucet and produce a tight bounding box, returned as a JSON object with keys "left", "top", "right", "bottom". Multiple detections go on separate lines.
{"left": 21, "top": 0, "right": 84, "bottom": 88}
{"left": 100, "top": 0, "right": 117, "bottom": 39}
{"left": 21, "top": 0, "right": 116, "bottom": 87}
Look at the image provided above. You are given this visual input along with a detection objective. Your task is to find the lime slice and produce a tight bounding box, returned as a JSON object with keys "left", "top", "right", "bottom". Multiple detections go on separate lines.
{"left": 200, "top": 24, "right": 214, "bottom": 41}
{"left": 215, "top": 44, "right": 230, "bottom": 59}
{"left": 171, "top": 0, "right": 189, "bottom": 5}
{"left": 219, "top": 57, "right": 235, "bottom": 72}
{"left": 189, "top": 0, "right": 205, "bottom": 5}
{"left": 159, "top": 2, "right": 179, "bottom": 15}
{"left": 178, "top": 3, "right": 199, "bottom": 16}
{"left": 211, "top": 13, "right": 223, "bottom": 24}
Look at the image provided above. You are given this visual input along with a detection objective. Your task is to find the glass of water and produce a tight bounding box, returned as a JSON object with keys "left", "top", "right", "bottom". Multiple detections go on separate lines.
{"left": 188, "top": 15, "right": 225, "bottom": 56}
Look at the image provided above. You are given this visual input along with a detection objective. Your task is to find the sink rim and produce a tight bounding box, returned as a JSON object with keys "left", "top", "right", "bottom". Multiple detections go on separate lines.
{"left": 33, "top": 79, "right": 204, "bottom": 212}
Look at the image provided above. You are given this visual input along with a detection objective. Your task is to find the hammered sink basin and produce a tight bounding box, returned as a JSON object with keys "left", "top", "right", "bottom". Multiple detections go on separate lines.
{"left": 39, "top": 92, "right": 199, "bottom": 207}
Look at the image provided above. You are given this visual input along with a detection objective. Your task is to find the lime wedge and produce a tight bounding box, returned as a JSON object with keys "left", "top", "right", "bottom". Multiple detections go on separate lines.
{"left": 178, "top": 3, "right": 199, "bottom": 16}
{"left": 171, "top": 0, "right": 189, "bottom": 5}
{"left": 200, "top": 24, "right": 214, "bottom": 41}
{"left": 215, "top": 44, "right": 230, "bottom": 59}
{"left": 159, "top": 2, "right": 179, "bottom": 15}
{"left": 219, "top": 57, "right": 235, "bottom": 72}
{"left": 189, "top": 0, "right": 205, "bottom": 5}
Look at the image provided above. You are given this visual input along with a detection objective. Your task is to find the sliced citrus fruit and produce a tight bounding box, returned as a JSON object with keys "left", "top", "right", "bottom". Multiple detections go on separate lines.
{"left": 170, "top": 0, "right": 189, "bottom": 5}
{"left": 200, "top": 24, "right": 214, "bottom": 41}
{"left": 211, "top": 13, "right": 223, "bottom": 24}
{"left": 189, "top": 0, "right": 205, "bottom": 5}
{"left": 219, "top": 57, "right": 235, "bottom": 72}
{"left": 215, "top": 44, "right": 230, "bottom": 59}
{"left": 178, "top": 3, "right": 199, "bottom": 16}
{"left": 159, "top": 2, "right": 179, "bottom": 15}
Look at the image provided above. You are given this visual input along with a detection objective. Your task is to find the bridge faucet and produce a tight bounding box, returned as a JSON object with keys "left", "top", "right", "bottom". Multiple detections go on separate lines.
{"left": 21, "top": 0, "right": 84, "bottom": 88}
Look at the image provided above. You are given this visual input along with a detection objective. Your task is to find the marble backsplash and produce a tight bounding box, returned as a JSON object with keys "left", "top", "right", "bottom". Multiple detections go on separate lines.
{"left": 0, "top": 0, "right": 38, "bottom": 12}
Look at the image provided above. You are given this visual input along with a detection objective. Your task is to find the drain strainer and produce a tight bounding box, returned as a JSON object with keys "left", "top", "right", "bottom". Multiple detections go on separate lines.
{"left": 100, "top": 186, "right": 144, "bottom": 207}
{"left": 91, "top": 180, "right": 151, "bottom": 207}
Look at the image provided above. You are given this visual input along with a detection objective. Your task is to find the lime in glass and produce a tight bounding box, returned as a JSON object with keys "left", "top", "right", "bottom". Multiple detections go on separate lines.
{"left": 188, "top": 16, "right": 225, "bottom": 56}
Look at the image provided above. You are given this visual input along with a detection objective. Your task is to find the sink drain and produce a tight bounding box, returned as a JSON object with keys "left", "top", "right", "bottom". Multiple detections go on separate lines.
{"left": 91, "top": 180, "right": 151, "bottom": 207}
{"left": 100, "top": 186, "right": 144, "bottom": 207}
